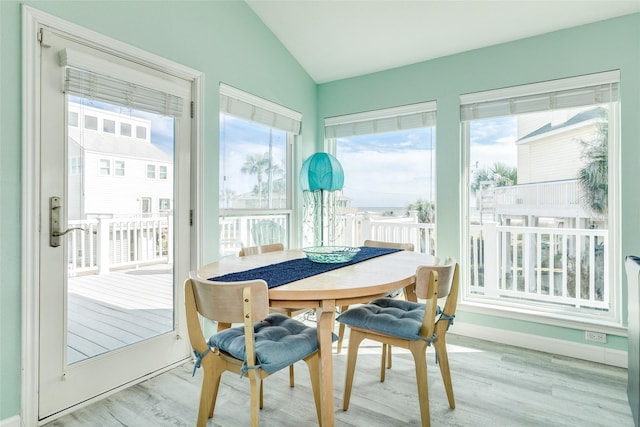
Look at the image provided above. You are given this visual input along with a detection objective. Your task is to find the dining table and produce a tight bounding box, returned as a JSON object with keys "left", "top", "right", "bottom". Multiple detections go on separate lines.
{"left": 197, "top": 247, "right": 436, "bottom": 427}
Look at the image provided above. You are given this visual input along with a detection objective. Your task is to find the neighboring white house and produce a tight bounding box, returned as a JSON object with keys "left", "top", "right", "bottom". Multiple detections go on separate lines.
{"left": 67, "top": 102, "right": 173, "bottom": 220}
{"left": 480, "top": 106, "right": 605, "bottom": 226}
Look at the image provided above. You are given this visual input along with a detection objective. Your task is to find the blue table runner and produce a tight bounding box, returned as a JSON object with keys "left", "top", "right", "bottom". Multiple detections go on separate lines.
{"left": 209, "top": 246, "right": 401, "bottom": 289}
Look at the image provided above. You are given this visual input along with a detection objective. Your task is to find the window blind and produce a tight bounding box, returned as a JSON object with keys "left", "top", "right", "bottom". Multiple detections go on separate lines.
{"left": 324, "top": 101, "right": 437, "bottom": 139}
{"left": 460, "top": 71, "right": 620, "bottom": 121}
{"left": 59, "top": 48, "right": 188, "bottom": 118}
{"left": 220, "top": 83, "right": 302, "bottom": 134}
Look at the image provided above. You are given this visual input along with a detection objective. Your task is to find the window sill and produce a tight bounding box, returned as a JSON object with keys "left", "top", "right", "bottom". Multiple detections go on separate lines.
{"left": 458, "top": 298, "right": 627, "bottom": 337}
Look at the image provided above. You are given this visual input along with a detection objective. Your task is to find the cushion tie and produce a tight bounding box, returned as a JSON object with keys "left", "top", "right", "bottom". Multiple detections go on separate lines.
{"left": 439, "top": 312, "right": 455, "bottom": 330}
{"left": 240, "top": 362, "right": 262, "bottom": 377}
{"left": 419, "top": 333, "right": 437, "bottom": 344}
{"left": 192, "top": 347, "right": 212, "bottom": 377}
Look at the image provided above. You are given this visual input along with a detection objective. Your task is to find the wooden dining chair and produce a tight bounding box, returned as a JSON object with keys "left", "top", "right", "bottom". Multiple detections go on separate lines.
{"left": 337, "top": 260, "right": 459, "bottom": 427}
{"left": 238, "top": 242, "right": 309, "bottom": 387}
{"left": 336, "top": 240, "right": 416, "bottom": 355}
{"left": 238, "top": 242, "right": 284, "bottom": 257}
{"left": 184, "top": 273, "right": 322, "bottom": 427}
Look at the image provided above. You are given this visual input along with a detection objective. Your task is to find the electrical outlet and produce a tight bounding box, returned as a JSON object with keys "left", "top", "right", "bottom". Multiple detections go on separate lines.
{"left": 585, "top": 331, "right": 607, "bottom": 343}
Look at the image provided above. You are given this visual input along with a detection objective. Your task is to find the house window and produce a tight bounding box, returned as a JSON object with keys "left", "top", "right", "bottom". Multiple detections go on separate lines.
{"left": 85, "top": 115, "right": 98, "bottom": 130}
{"left": 136, "top": 126, "right": 147, "bottom": 140}
{"left": 120, "top": 122, "right": 131, "bottom": 137}
{"left": 69, "top": 156, "right": 82, "bottom": 175}
{"left": 218, "top": 83, "right": 300, "bottom": 256}
{"left": 140, "top": 197, "right": 152, "bottom": 214}
{"left": 461, "top": 71, "right": 620, "bottom": 323}
{"left": 159, "top": 198, "right": 171, "bottom": 211}
{"left": 103, "top": 118, "right": 116, "bottom": 134}
{"left": 68, "top": 111, "right": 78, "bottom": 127}
{"left": 99, "top": 158, "right": 111, "bottom": 175}
{"left": 159, "top": 165, "right": 168, "bottom": 180}
{"left": 325, "top": 101, "right": 437, "bottom": 252}
{"left": 146, "top": 164, "right": 156, "bottom": 179}
{"left": 114, "top": 160, "right": 125, "bottom": 176}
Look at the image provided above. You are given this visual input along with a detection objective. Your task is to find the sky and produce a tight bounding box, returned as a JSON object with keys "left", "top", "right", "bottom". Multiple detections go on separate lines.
{"left": 336, "top": 128, "right": 435, "bottom": 208}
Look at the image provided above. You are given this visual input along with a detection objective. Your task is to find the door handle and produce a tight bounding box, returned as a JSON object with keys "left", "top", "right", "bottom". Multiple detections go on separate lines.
{"left": 50, "top": 196, "right": 86, "bottom": 247}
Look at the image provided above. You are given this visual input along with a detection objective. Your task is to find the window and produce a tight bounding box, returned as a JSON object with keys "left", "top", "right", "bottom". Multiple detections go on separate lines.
{"left": 461, "top": 71, "right": 619, "bottom": 322}
{"left": 159, "top": 198, "right": 171, "bottom": 211}
{"left": 69, "top": 111, "right": 78, "bottom": 127}
{"left": 325, "top": 102, "right": 437, "bottom": 252}
{"left": 103, "top": 118, "right": 115, "bottom": 134}
{"left": 146, "top": 164, "right": 156, "bottom": 179}
{"left": 69, "top": 156, "right": 82, "bottom": 175}
{"left": 218, "top": 83, "right": 301, "bottom": 256}
{"left": 120, "top": 122, "right": 131, "bottom": 137}
{"left": 136, "top": 126, "right": 147, "bottom": 140}
{"left": 159, "top": 165, "right": 167, "bottom": 180}
{"left": 85, "top": 115, "right": 97, "bottom": 130}
{"left": 114, "top": 160, "right": 125, "bottom": 176}
{"left": 99, "top": 158, "right": 111, "bottom": 175}
{"left": 140, "top": 197, "right": 151, "bottom": 214}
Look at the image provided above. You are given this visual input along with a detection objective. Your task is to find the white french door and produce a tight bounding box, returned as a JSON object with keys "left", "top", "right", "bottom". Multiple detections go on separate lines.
{"left": 37, "top": 27, "right": 192, "bottom": 420}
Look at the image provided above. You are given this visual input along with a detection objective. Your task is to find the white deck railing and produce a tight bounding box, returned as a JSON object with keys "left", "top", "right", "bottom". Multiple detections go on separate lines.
{"left": 469, "top": 222, "right": 608, "bottom": 310}
{"left": 67, "top": 215, "right": 171, "bottom": 276}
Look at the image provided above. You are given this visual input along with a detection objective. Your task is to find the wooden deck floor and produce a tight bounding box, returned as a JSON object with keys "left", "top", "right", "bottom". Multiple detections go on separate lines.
{"left": 67, "top": 264, "right": 173, "bottom": 364}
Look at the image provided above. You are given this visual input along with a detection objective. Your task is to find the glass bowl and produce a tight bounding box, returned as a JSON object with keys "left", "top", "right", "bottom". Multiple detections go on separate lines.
{"left": 303, "top": 246, "right": 361, "bottom": 263}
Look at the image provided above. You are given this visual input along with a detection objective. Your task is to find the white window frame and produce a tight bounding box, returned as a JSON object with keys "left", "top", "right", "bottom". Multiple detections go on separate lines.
{"left": 459, "top": 71, "right": 623, "bottom": 331}
{"left": 99, "top": 158, "right": 111, "bottom": 176}
{"left": 146, "top": 163, "right": 156, "bottom": 179}
{"left": 218, "top": 83, "right": 301, "bottom": 251}
{"left": 114, "top": 160, "right": 125, "bottom": 177}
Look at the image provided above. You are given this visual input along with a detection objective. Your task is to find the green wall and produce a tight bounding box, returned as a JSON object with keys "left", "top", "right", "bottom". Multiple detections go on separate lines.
{"left": 0, "top": 0, "right": 317, "bottom": 420}
{"left": 1, "top": 1, "right": 639, "bottom": 422}
{"left": 318, "top": 14, "right": 640, "bottom": 352}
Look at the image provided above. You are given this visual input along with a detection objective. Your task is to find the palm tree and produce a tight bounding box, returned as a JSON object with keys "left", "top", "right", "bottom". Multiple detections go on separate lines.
{"left": 407, "top": 199, "right": 435, "bottom": 223}
{"left": 241, "top": 153, "right": 269, "bottom": 199}
{"left": 470, "top": 162, "right": 517, "bottom": 193}
{"left": 577, "top": 117, "right": 608, "bottom": 216}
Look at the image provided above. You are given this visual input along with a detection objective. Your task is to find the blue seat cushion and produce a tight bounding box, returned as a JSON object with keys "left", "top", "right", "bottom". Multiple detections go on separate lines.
{"left": 337, "top": 298, "right": 426, "bottom": 341}
{"left": 209, "top": 313, "right": 336, "bottom": 374}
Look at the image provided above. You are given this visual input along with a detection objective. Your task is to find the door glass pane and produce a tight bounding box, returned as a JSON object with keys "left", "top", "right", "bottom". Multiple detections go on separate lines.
{"left": 66, "top": 96, "right": 175, "bottom": 364}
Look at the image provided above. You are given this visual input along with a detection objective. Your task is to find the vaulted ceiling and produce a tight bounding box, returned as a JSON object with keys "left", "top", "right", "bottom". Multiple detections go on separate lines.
{"left": 246, "top": 0, "right": 640, "bottom": 83}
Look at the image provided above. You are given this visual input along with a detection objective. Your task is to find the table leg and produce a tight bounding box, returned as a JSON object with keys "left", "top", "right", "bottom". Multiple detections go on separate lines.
{"left": 316, "top": 299, "right": 336, "bottom": 426}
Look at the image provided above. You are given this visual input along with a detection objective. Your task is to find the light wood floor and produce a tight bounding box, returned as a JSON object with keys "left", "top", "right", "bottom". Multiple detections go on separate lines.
{"left": 45, "top": 332, "right": 633, "bottom": 427}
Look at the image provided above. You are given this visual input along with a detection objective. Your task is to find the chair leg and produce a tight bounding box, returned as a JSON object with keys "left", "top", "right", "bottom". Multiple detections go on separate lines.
{"left": 287, "top": 309, "right": 295, "bottom": 387}
{"left": 248, "top": 371, "right": 262, "bottom": 427}
{"left": 198, "top": 357, "right": 223, "bottom": 427}
{"left": 409, "top": 342, "right": 431, "bottom": 427}
{"left": 337, "top": 305, "right": 349, "bottom": 353}
{"left": 380, "top": 343, "right": 394, "bottom": 382}
{"left": 380, "top": 344, "right": 387, "bottom": 382}
{"left": 434, "top": 336, "right": 455, "bottom": 409}
{"left": 304, "top": 353, "right": 322, "bottom": 427}
{"left": 343, "top": 328, "right": 366, "bottom": 410}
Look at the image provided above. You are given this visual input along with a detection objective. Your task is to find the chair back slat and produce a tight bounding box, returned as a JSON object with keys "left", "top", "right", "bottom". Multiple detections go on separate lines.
{"left": 239, "top": 243, "right": 284, "bottom": 257}
{"left": 415, "top": 263, "right": 455, "bottom": 300}
{"left": 364, "top": 239, "right": 414, "bottom": 252}
{"left": 188, "top": 273, "right": 270, "bottom": 324}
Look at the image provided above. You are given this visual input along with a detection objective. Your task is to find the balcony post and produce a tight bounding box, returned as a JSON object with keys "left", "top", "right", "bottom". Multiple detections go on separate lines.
{"left": 483, "top": 221, "right": 498, "bottom": 297}
{"left": 361, "top": 212, "right": 372, "bottom": 244}
{"left": 97, "top": 218, "right": 110, "bottom": 275}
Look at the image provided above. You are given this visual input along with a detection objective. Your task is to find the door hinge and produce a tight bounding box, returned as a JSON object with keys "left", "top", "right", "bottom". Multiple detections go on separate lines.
{"left": 189, "top": 209, "right": 193, "bottom": 226}
{"left": 190, "top": 101, "right": 194, "bottom": 119}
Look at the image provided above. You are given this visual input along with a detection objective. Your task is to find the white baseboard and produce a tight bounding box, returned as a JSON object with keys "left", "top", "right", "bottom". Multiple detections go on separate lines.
{"left": 0, "top": 415, "right": 21, "bottom": 427}
{"left": 452, "top": 322, "right": 628, "bottom": 368}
